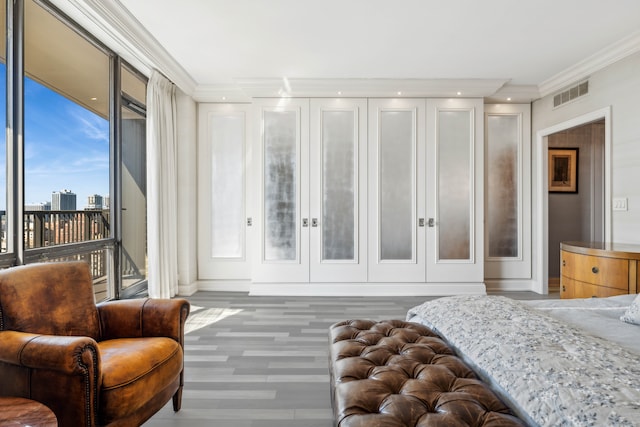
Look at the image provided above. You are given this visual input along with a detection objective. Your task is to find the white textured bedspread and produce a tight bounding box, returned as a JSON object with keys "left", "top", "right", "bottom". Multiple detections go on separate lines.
{"left": 523, "top": 295, "right": 640, "bottom": 354}
{"left": 406, "top": 295, "right": 640, "bottom": 427}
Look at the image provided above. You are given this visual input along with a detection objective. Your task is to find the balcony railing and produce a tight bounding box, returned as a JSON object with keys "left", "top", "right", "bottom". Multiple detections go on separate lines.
{"left": 23, "top": 210, "right": 112, "bottom": 299}
{"left": 24, "top": 209, "right": 111, "bottom": 249}
{"left": 0, "top": 210, "right": 144, "bottom": 302}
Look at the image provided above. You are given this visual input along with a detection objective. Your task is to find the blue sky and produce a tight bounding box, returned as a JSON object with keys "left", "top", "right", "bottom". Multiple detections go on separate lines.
{"left": 0, "top": 65, "right": 110, "bottom": 210}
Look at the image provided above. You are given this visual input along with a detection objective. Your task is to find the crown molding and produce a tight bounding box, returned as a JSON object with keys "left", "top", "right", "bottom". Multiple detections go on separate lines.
{"left": 192, "top": 85, "right": 252, "bottom": 103}
{"left": 49, "top": 0, "right": 197, "bottom": 94}
{"left": 539, "top": 30, "right": 640, "bottom": 97}
{"left": 237, "top": 78, "right": 509, "bottom": 98}
{"left": 194, "top": 78, "right": 511, "bottom": 103}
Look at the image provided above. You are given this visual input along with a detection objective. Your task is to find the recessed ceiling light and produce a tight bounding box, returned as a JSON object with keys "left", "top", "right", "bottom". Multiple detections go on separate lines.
{"left": 457, "top": 91, "right": 462, "bottom": 96}
{"left": 337, "top": 91, "right": 342, "bottom": 95}
{"left": 507, "top": 97, "right": 512, "bottom": 101}
{"left": 222, "top": 96, "right": 227, "bottom": 101}
{"left": 90, "top": 97, "right": 97, "bottom": 101}
{"left": 397, "top": 91, "right": 402, "bottom": 96}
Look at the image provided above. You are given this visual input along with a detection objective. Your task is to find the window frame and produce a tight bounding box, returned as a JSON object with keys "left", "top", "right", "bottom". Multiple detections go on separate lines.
{"left": 1, "top": 0, "right": 148, "bottom": 300}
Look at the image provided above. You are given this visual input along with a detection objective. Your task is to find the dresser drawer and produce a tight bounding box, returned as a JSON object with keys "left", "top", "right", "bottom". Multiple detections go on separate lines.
{"left": 561, "top": 277, "right": 628, "bottom": 299}
{"left": 561, "top": 250, "right": 628, "bottom": 290}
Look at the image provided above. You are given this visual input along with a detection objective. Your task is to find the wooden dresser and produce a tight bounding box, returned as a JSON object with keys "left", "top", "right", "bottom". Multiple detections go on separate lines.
{"left": 560, "top": 241, "right": 640, "bottom": 299}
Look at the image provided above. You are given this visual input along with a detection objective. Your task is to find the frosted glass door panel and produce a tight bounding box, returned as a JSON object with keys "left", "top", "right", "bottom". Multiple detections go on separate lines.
{"left": 438, "top": 110, "right": 471, "bottom": 261}
{"left": 310, "top": 98, "right": 367, "bottom": 283}
{"left": 322, "top": 111, "right": 356, "bottom": 261}
{"left": 263, "top": 111, "right": 297, "bottom": 261}
{"left": 211, "top": 113, "right": 245, "bottom": 258}
{"left": 380, "top": 111, "right": 414, "bottom": 261}
{"left": 368, "top": 99, "right": 425, "bottom": 283}
{"left": 487, "top": 114, "right": 519, "bottom": 258}
{"left": 197, "top": 103, "right": 252, "bottom": 281}
{"left": 426, "top": 98, "right": 483, "bottom": 285}
{"left": 484, "top": 104, "right": 531, "bottom": 280}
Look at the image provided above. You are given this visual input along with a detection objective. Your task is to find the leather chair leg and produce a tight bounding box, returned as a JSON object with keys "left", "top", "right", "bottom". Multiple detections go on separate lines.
{"left": 172, "top": 386, "right": 183, "bottom": 411}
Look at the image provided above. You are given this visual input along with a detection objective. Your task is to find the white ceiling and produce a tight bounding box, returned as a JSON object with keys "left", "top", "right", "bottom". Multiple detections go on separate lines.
{"left": 99, "top": 0, "right": 640, "bottom": 102}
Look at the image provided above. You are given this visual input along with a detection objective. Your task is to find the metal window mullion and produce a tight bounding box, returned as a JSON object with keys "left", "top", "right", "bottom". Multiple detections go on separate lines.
{"left": 7, "top": 0, "right": 25, "bottom": 265}
{"left": 111, "top": 56, "right": 122, "bottom": 299}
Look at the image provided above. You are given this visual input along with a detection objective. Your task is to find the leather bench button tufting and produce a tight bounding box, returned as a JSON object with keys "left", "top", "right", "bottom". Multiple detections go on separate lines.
{"left": 329, "top": 320, "right": 526, "bottom": 427}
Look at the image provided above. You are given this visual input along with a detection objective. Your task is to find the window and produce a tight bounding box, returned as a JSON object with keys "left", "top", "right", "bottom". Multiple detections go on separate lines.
{"left": 23, "top": 0, "right": 113, "bottom": 299}
{"left": 119, "top": 64, "right": 147, "bottom": 297}
{"left": 1, "top": 0, "right": 148, "bottom": 301}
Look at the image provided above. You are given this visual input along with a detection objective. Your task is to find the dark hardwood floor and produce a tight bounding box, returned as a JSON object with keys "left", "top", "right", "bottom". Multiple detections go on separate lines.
{"left": 144, "top": 291, "right": 557, "bottom": 426}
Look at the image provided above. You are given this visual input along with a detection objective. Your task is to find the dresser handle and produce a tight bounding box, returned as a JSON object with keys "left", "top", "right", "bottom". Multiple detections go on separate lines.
{"left": 591, "top": 266, "right": 599, "bottom": 274}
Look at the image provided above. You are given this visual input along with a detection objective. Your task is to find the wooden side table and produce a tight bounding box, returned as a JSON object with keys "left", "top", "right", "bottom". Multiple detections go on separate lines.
{"left": 560, "top": 241, "right": 640, "bottom": 298}
{"left": 0, "top": 397, "right": 57, "bottom": 426}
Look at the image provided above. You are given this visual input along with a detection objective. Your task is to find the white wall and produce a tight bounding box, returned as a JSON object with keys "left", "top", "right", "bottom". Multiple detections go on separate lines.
{"left": 532, "top": 51, "right": 640, "bottom": 285}
{"left": 176, "top": 90, "right": 198, "bottom": 294}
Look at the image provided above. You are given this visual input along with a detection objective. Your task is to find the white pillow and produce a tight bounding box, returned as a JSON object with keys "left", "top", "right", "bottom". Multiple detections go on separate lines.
{"left": 620, "top": 294, "right": 640, "bottom": 325}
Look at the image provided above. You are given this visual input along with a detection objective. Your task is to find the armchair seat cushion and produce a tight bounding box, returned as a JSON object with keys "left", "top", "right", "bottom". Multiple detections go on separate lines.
{"left": 99, "top": 337, "right": 183, "bottom": 422}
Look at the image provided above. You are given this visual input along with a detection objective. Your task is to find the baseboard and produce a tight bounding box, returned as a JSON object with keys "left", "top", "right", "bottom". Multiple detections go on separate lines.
{"left": 196, "top": 280, "right": 252, "bottom": 292}
{"left": 248, "top": 282, "right": 487, "bottom": 296}
{"left": 484, "top": 279, "right": 538, "bottom": 293}
{"left": 181, "top": 279, "right": 548, "bottom": 296}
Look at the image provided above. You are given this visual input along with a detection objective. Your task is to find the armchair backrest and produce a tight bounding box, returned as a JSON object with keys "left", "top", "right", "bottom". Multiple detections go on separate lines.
{"left": 0, "top": 261, "right": 101, "bottom": 339}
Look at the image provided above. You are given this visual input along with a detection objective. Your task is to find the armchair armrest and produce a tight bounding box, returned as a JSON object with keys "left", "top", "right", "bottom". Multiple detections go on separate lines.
{"left": 97, "top": 298, "right": 190, "bottom": 342}
{"left": 0, "top": 330, "right": 99, "bottom": 375}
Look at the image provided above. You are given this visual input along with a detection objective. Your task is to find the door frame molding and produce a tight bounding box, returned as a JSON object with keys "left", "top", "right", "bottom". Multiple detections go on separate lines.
{"left": 534, "top": 106, "right": 611, "bottom": 294}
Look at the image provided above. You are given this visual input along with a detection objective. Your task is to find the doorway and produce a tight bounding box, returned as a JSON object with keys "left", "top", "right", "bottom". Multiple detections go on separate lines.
{"left": 535, "top": 107, "right": 611, "bottom": 294}
{"left": 547, "top": 119, "right": 605, "bottom": 289}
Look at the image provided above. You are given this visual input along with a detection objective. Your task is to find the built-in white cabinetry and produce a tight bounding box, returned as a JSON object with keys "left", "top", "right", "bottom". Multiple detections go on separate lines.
{"left": 198, "top": 98, "right": 488, "bottom": 294}
{"left": 484, "top": 104, "right": 531, "bottom": 284}
{"left": 252, "top": 98, "right": 310, "bottom": 283}
{"left": 310, "top": 99, "right": 368, "bottom": 283}
{"left": 252, "top": 98, "right": 368, "bottom": 285}
{"left": 197, "top": 103, "right": 252, "bottom": 284}
{"left": 368, "top": 99, "right": 426, "bottom": 282}
{"left": 426, "top": 98, "right": 484, "bottom": 285}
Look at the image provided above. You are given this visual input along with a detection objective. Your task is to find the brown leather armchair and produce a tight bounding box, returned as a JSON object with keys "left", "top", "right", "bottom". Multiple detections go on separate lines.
{"left": 0, "top": 261, "right": 190, "bottom": 427}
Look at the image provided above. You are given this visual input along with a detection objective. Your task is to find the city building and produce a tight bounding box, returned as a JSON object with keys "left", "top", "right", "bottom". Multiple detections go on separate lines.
{"left": 25, "top": 202, "right": 51, "bottom": 211}
{"left": 51, "top": 190, "right": 76, "bottom": 211}
{"left": 87, "top": 194, "right": 103, "bottom": 210}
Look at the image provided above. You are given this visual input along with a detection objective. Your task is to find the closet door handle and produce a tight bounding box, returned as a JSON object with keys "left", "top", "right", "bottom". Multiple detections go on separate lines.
{"left": 311, "top": 218, "right": 318, "bottom": 227}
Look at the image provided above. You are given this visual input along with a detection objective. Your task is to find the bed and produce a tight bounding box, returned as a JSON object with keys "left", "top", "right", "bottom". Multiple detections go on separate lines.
{"left": 406, "top": 294, "right": 640, "bottom": 426}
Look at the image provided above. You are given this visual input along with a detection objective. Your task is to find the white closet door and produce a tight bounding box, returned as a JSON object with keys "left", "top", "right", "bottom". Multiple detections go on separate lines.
{"left": 484, "top": 104, "right": 531, "bottom": 279}
{"left": 197, "top": 103, "right": 252, "bottom": 280}
{"left": 309, "top": 99, "right": 367, "bottom": 282}
{"left": 426, "top": 98, "right": 484, "bottom": 283}
{"left": 368, "top": 99, "right": 426, "bottom": 282}
{"left": 253, "top": 98, "right": 310, "bottom": 283}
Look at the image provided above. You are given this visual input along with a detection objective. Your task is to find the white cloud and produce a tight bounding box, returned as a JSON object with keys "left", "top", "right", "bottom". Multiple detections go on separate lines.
{"left": 69, "top": 106, "right": 109, "bottom": 142}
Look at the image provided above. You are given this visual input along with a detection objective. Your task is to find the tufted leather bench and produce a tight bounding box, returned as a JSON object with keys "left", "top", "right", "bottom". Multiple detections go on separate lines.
{"left": 329, "top": 319, "right": 526, "bottom": 427}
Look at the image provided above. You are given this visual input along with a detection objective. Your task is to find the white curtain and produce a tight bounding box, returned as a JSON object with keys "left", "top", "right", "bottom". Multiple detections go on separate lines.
{"left": 146, "top": 70, "right": 178, "bottom": 298}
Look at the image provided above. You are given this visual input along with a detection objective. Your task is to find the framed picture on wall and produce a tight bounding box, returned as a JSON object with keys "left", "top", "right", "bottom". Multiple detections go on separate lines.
{"left": 548, "top": 148, "right": 578, "bottom": 193}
